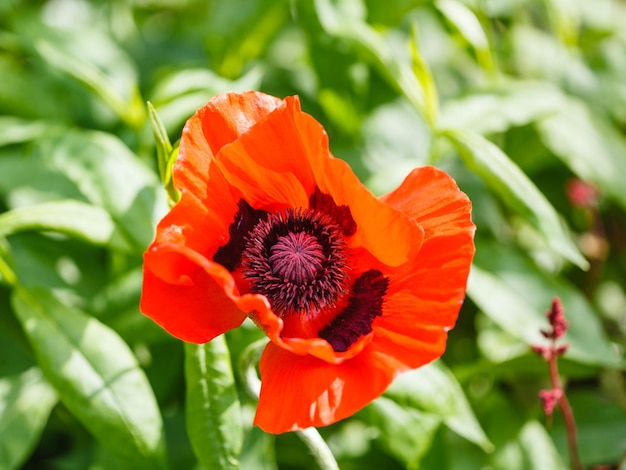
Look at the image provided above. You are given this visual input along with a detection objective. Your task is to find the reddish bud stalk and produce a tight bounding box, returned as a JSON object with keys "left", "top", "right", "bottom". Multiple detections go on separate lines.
{"left": 532, "top": 297, "right": 583, "bottom": 470}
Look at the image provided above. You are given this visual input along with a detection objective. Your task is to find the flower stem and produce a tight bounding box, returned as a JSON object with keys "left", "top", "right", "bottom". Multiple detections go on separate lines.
{"left": 296, "top": 427, "right": 340, "bottom": 470}
{"left": 534, "top": 298, "right": 583, "bottom": 470}
{"left": 238, "top": 338, "right": 340, "bottom": 470}
{"left": 548, "top": 355, "right": 583, "bottom": 470}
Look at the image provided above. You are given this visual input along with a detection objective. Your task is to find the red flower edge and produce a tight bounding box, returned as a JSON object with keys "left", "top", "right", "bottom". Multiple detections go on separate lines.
{"left": 140, "top": 91, "right": 475, "bottom": 433}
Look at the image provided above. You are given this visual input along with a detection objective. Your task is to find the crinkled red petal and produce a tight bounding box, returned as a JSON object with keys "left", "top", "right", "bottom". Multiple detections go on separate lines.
{"left": 254, "top": 341, "right": 408, "bottom": 433}
{"left": 371, "top": 166, "right": 475, "bottom": 367}
{"left": 141, "top": 243, "right": 246, "bottom": 343}
{"left": 173, "top": 91, "right": 283, "bottom": 199}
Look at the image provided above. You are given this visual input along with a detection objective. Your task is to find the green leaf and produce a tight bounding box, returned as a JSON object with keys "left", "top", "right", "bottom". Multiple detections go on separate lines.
{"left": 0, "top": 368, "right": 58, "bottom": 470}
{"left": 149, "top": 66, "right": 264, "bottom": 131}
{"left": 492, "top": 420, "right": 567, "bottom": 470}
{"left": 0, "top": 200, "right": 125, "bottom": 249}
{"left": 409, "top": 23, "right": 439, "bottom": 128}
{"left": 435, "top": 0, "right": 496, "bottom": 75}
{"left": 33, "top": 30, "right": 144, "bottom": 128}
{"left": 0, "top": 117, "right": 50, "bottom": 147}
{"left": 33, "top": 129, "right": 167, "bottom": 249}
{"left": 385, "top": 361, "right": 493, "bottom": 452}
{"left": 535, "top": 96, "right": 626, "bottom": 210}
{"left": 439, "top": 81, "right": 566, "bottom": 135}
{"left": 147, "top": 103, "right": 179, "bottom": 206}
{"left": 550, "top": 390, "right": 626, "bottom": 466}
{"left": 11, "top": 287, "right": 167, "bottom": 469}
{"left": 313, "top": 0, "right": 428, "bottom": 122}
{"left": 469, "top": 241, "right": 621, "bottom": 367}
{"left": 184, "top": 339, "right": 242, "bottom": 470}
{"left": 368, "top": 397, "right": 442, "bottom": 468}
{"left": 443, "top": 128, "right": 588, "bottom": 269}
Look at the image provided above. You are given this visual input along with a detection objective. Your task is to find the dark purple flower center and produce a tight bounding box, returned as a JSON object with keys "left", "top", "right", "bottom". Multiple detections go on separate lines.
{"left": 213, "top": 190, "right": 389, "bottom": 352}
{"left": 269, "top": 232, "right": 325, "bottom": 285}
{"left": 243, "top": 208, "right": 349, "bottom": 315}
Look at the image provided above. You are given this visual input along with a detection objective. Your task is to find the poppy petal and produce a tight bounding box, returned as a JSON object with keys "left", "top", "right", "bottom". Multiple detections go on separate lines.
{"left": 254, "top": 341, "right": 407, "bottom": 433}
{"left": 380, "top": 166, "right": 475, "bottom": 239}
{"left": 370, "top": 166, "right": 475, "bottom": 366}
{"left": 213, "top": 96, "right": 316, "bottom": 210}
{"left": 214, "top": 96, "right": 424, "bottom": 266}
{"left": 141, "top": 243, "right": 246, "bottom": 343}
{"left": 310, "top": 155, "right": 424, "bottom": 267}
{"left": 173, "top": 91, "right": 283, "bottom": 198}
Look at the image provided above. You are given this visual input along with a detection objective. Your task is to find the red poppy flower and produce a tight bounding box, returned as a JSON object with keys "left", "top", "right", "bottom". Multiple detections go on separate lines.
{"left": 141, "top": 91, "right": 475, "bottom": 434}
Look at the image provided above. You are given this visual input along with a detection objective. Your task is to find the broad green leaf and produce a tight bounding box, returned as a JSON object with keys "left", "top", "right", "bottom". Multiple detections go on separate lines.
{"left": 365, "top": 0, "right": 430, "bottom": 25}
{"left": 0, "top": 200, "right": 125, "bottom": 249}
{"left": 239, "top": 424, "right": 276, "bottom": 470}
{"left": 314, "top": 0, "right": 428, "bottom": 121}
{"left": 11, "top": 287, "right": 167, "bottom": 469}
{"left": 439, "top": 81, "right": 566, "bottom": 135}
{"left": 362, "top": 99, "right": 432, "bottom": 194}
{"left": 385, "top": 361, "right": 493, "bottom": 452}
{"left": 535, "top": 97, "right": 626, "bottom": 210}
{"left": 492, "top": 421, "right": 567, "bottom": 470}
{"left": 33, "top": 28, "right": 144, "bottom": 128}
{"left": 444, "top": 128, "right": 588, "bottom": 269}
{"left": 436, "top": 0, "right": 496, "bottom": 75}
{"left": 184, "top": 339, "right": 242, "bottom": 470}
{"left": 545, "top": 0, "right": 580, "bottom": 47}
{"left": 0, "top": 368, "right": 58, "bottom": 470}
{"left": 550, "top": 390, "right": 626, "bottom": 466}
{"left": 149, "top": 66, "right": 264, "bottom": 132}
{"left": 0, "top": 117, "right": 50, "bottom": 147}
{"left": 33, "top": 129, "right": 167, "bottom": 249}
{"left": 368, "top": 397, "right": 442, "bottom": 468}
{"left": 469, "top": 241, "right": 621, "bottom": 367}
{"left": 0, "top": 129, "right": 166, "bottom": 249}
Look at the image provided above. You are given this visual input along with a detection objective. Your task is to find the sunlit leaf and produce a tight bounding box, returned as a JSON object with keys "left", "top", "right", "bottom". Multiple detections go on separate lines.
{"left": 492, "top": 421, "right": 567, "bottom": 470}
{"left": 444, "top": 128, "right": 588, "bottom": 269}
{"left": 12, "top": 287, "right": 167, "bottom": 469}
{"left": 0, "top": 368, "right": 57, "bottom": 470}
{"left": 0, "top": 117, "right": 50, "bottom": 147}
{"left": 32, "top": 129, "right": 167, "bottom": 249}
{"left": 439, "top": 81, "right": 566, "bottom": 135}
{"left": 0, "top": 200, "right": 126, "bottom": 250}
{"left": 368, "top": 397, "right": 441, "bottom": 468}
{"left": 436, "top": 0, "right": 496, "bottom": 75}
{"left": 535, "top": 96, "right": 626, "bottom": 210}
{"left": 184, "top": 339, "right": 242, "bottom": 470}
{"left": 314, "top": 0, "right": 428, "bottom": 121}
{"left": 32, "top": 25, "right": 144, "bottom": 128}
{"left": 149, "top": 67, "right": 264, "bottom": 132}
{"left": 385, "top": 361, "right": 493, "bottom": 452}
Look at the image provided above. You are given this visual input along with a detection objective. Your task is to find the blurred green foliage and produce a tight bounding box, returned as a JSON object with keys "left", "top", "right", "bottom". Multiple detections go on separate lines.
{"left": 1, "top": 0, "right": 625, "bottom": 468}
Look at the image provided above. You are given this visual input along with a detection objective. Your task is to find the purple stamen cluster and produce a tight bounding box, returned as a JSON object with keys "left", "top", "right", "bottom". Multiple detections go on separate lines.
{"left": 243, "top": 208, "right": 349, "bottom": 315}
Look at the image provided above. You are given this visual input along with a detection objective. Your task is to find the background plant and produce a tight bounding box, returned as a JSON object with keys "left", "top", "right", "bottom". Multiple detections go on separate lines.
{"left": 0, "top": 0, "right": 625, "bottom": 468}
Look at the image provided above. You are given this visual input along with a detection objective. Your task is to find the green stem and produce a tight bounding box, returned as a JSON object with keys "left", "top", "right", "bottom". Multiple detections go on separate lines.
{"left": 0, "top": 253, "right": 17, "bottom": 287}
{"left": 238, "top": 338, "right": 340, "bottom": 470}
{"left": 296, "top": 427, "right": 340, "bottom": 470}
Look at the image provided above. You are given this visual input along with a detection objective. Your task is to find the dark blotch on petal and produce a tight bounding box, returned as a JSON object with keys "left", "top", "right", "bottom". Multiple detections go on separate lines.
{"left": 319, "top": 270, "right": 389, "bottom": 352}
{"left": 309, "top": 187, "right": 357, "bottom": 236}
{"left": 213, "top": 200, "right": 269, "bottom": 271}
